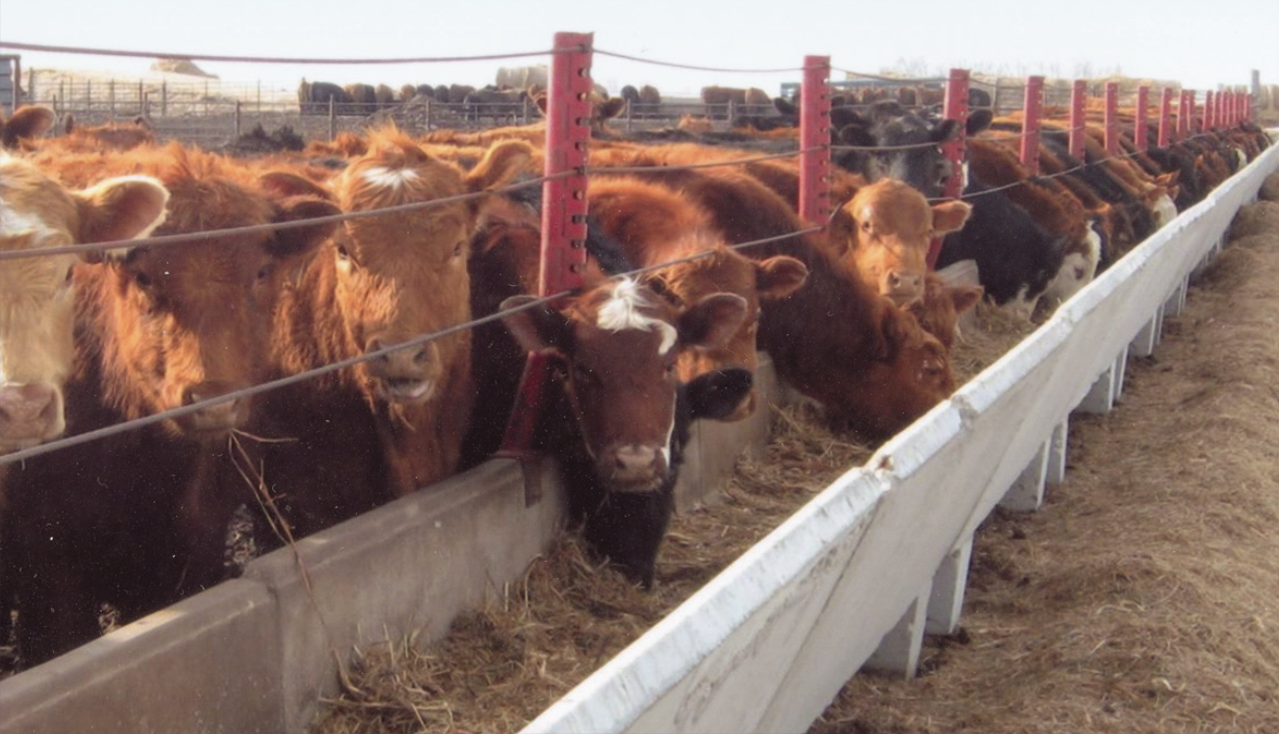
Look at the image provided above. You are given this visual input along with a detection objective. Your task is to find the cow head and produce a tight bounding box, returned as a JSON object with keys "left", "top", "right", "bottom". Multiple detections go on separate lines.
{"left": 831, "top": 179, "right": 970, "bottom": 305}
{"left": 0, "top": 155, "right": 169, "bottom": 452}
{"left": 500, "top": 279, "right": 747, "bottom": 492}
{"left": 325, "top": 131, "right": 531, "bottom": 405}
{"left": 837, "top": 302, "right": 956, "bottom": 439}
{"left": 907, "top": 273, "right": 984, "bottom": 351}
{"left": 835, "top": 103, "right": 962, "bottom": 198}
{"left": 91, "top": 149, "right": 338, "bottom": 437}
{"left": 646, "top": 247, "right": 806, "bottom": 420}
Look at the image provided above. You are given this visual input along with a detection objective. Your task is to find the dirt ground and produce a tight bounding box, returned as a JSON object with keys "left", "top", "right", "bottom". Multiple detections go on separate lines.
{"left": 813, "top": 194, "right": 1279, "bottom": 734}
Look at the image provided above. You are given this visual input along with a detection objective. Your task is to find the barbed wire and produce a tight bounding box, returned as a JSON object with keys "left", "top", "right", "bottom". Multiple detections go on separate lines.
{"left": 0, "top": 41, "right": 553, "bottom": 66}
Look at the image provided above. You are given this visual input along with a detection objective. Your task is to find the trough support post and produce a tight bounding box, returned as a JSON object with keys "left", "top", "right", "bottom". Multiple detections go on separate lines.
{"left": 930, "top": 68, "right": 969, "bottom": 269}
{"left": 1068, "top": 80, "right": 1087, "bottom": 160}
{"left": 1000, "top": 437, "right": 1050, "bottom": 511}
{"left": 1112, "top": 346, "right": 1129, "bottom": 401}
{"left": 865, "top": 586, "right": 929, "bottom": 679}
{"left": 234, "top": 100, "right": 242, "bottom": 138}
{"left": 1020, "top": 76, "right": 1044, "bottom": 176}
{"left": 1046, "top": 417, "right": 1069, "bottom": 486}
{"left": 1165, "top": 276, "right": 1188, "bottom": 317}
{"left": 1158, "top": 88, "right": 1173, "bottom": 147}
{"left": 498, "top": 32, "right": 594, "bottom": 497}
{"left": 798, "top": 55, "right": 831, "bottom": 228}
{"left": 1130, "top": 310, "right": 1162, "bottom": 357}
{"left": 1135, "top": 86, "right": 1149, "bottom": 150}
{"left": 328, "top": 96, "right": 336, "bottom": 141}
{"left": 1104, "top": 82, "right": 1119, "bottom": 156}
{"left": 925, "top": 537, "right": 973, "bottom": 635}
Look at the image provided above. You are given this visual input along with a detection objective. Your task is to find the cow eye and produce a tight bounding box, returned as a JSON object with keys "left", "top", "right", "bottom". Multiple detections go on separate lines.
{"left": 257, "top": 262, "right": 275, "bottom": 281}
{"left": 452, "top": 239, "right": 466, "bottom": 259}
{"left": 62, "top": 264, "right": 76, "bottom": 286}
{"left": 861, "top": 220, "right": 873, "bottom": 233}
{"left": 134, "top": 270, "right": 152, "bottom": 288}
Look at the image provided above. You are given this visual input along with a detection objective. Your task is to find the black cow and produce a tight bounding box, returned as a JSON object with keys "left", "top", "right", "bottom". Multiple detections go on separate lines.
{"left": 299, "top": 80, "right": 353, "bottom": 115}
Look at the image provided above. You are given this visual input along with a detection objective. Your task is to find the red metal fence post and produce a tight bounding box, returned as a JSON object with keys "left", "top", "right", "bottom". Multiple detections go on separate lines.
{"left": 798, "top": 55, "right": 832, "bottom": 227}
{"left": 1104, "top": 82, "right": 1119, "bottom": 156}
{"left": 1177, "top": 90, "right": 1191, "bottom": 141}
{"left": 499, "top": 32, "right": 595, "bottom": 498}
{"left": 1020, "top": 76, "right": 1044, "bottom": 176}
{"left": 539, "top": 31, "right": 593, "bottom": 296}
{"left": 929, "top": 67, "right": 969, "bottom": 269}
{"left": 1158, "top": 88, "right": 1173, "bottom": 146}
{"left": 1135, "top": 86, "right": 1149, "bottom": 150}
{"left": 1204, "top": 90, "right": 1215, "bottom": 131}
{"left": 1069, "top": 79, "right": 1087, "bottom": 160}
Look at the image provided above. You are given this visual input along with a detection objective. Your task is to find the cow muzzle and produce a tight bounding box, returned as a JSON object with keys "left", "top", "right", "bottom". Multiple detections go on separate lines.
{"left": 601, "top": 443, "right": 669, "bottom": 492}
{"left": 883, "top": 269, "right": 925, "bottom": 306}
{"left": 365, "top": 337, "right": 440, "bottom": 404}
{"left": 0, "top": 382, "right": 63, "bottom": 452}
{"left": 179, "top": 382, "right": 250, "bottom": 434}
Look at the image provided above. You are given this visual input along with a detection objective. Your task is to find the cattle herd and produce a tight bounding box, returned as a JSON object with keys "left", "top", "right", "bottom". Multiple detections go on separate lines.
{"left": 0, "top": 81, "right": 1271, "bottom": 673}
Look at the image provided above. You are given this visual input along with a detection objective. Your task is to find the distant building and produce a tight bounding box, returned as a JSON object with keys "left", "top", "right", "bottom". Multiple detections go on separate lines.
{"left": 0, "top": 55, "right": 16, "bottom": 115}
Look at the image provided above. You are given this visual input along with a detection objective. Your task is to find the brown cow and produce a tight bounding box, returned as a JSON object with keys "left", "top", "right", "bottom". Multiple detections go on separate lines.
{"left": 247, "top": 129, "right": 532, "bottom": 541}
{"left": 0, "top": 154, "right": 169, "bottom": 457}
{"left": 907, "top": 272, "right": 984, "bottom": 350}
{"left": 585, "top": 175, "right": 808, "bottom": 420}
{"left": 2, "top": 143, "right": 340, "bottom": 667}
{"left": 626, "top": 164, "right": 956, "bottom": 438}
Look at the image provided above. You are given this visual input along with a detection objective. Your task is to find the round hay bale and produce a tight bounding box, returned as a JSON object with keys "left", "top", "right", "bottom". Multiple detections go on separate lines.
{"left": 149, "top": 58, "right": 218, "bottom": 79}
{"left": 1228, "top": 200, "right": 1279, "bottom": 241}
{"left": 1258, "top": 172, "right": 1279, "bottom": 203}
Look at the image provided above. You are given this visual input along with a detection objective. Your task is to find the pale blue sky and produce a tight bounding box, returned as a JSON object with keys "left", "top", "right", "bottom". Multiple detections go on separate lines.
{"left": 1, "top": 0, "right": 1274, "bottom": 97}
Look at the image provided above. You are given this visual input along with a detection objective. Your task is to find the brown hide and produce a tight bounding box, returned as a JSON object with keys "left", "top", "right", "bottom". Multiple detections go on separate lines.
{"left": 593, "top": 159, "right": 955, "bottom": 439}
{"left": 0, "top": 155, "right": 169, "bottom": 455}
{"left": 263, "top": 130, "right": 531, "bottom": 505}
{"left": 907, "top": 273, "right": 984, "bottom": 350}
{"left": 838, "top": 179, "right": 971, "bottom": 305}
{"left": 586, "top": 175, "right": 807, "bottom": 420}
{"left": 34, "top": 142, "right": 339, "bottom": 436}
{"left": 501, "top": 279, "right": 747, "bottom": 490}
{"left": 0, "top": 106, "right": 56, "bottom": 150}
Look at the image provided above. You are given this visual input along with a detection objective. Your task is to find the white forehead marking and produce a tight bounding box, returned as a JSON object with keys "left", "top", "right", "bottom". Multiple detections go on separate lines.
{"left": 0, "top": 195, "right": 57, "bottom": 242}
{"left": 361, "top": 166, "right": 420, "bottom": 189}
{"left": 1153, "top": 194, "right": 1178, "bottom": 227}
{"left": 596, "top": 278, "right": 679, "bottom": 355}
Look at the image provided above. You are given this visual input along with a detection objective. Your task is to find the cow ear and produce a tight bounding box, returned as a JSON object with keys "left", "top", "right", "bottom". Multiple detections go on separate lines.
{"left": 754, "top": 255, "right": 808, "bottom": 300}
{"left": 930, "top": 200, "right": 972, "bottom": 236}
{"left": 678, "top": 293, "right": 747, "bottom": 350}
{"left": 948, "top": 284, "right": 984, "bottom": 315}
{"left": 258, "top": 170, "right": 332, "bottom": 200}
{"left": 499, "top": 295, "right": 570, "bottom": 354}
{"left": 2, "top": 105, "right": 56, "bottom": 147}
{"left": 929, "top": 118, "right": 962, "bottom": 144}
{"left": 685, "top": 368, "right": 754, "bottom": 421}
{"left": 73, "top": 175, "right": 170, "bottom": 260}
{"left": 532, "top": 91, "right": 550, "bottom": 117}
{"left": 597, "top": 97, "right": 628, "bottom": 121}
{"left": 466, "top": 140, "right": 535, "bottom": 196}
{"left": 966, "top": 109, "right": 993, "bottom": 136}
{"left": 268, "top": 197, "right": 341, "bottom": 259}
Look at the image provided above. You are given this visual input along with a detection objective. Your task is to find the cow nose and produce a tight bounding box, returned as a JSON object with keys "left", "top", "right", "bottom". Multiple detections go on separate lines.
{"left": 885, "top": 270, "right": 924, "bottom": 304}
{"left": 181, "top": 381, "right": 248, "bottom": 432}
{"left": 366, "top": 336, "right": 437, "bottom": 376}
{"left": 609, "top": 444, "right": 665, "bottom": 489}
{"left": 0, "top": 383, "right": 59, "bottom": 441}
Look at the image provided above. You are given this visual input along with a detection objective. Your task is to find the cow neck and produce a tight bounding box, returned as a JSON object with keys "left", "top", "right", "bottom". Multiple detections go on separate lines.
{"left": 273, "top": 247, "right": 362, "bottom": 391}
{"left": 757, "top": 234, "right": 883, "bottom": 345}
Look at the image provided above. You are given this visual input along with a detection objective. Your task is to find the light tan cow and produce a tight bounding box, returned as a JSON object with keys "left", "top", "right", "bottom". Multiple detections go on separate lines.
{"left": 0, "top": 153, "right": 169, "bottom": 455}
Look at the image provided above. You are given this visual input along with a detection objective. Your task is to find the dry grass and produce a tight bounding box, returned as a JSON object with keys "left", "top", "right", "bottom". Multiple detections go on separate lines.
{"left": 811, "top": 207, "right": 1279, "bottom": 734}
{"left": 311, "top": 299, "right": 1042, "bottom": 732}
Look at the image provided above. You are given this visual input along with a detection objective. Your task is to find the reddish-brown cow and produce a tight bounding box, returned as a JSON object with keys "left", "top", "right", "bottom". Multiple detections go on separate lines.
{"left": 586, "top": 175, "right": 808, "bottom": 420}
{"left": 250, "top": 129, "right": 532, "bottom": 540}
{"left": 2, "top": 143, "right": 340, "bottom": 667}
{"left": 0, "top": 106, "right": 56, "bottom": 150}
{"left": 589, "top": 157, "right": 956, "bottom": 438}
